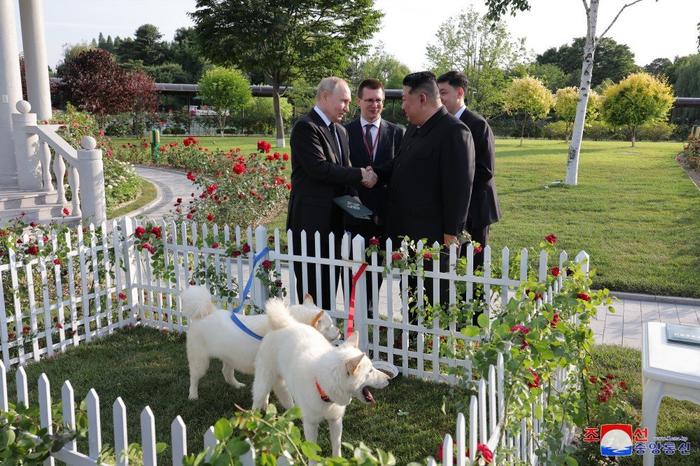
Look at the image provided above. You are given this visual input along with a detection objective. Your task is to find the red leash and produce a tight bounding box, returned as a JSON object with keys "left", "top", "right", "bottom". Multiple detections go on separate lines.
{"left": 347, "top": 263, "right": 368, "bottom": 337}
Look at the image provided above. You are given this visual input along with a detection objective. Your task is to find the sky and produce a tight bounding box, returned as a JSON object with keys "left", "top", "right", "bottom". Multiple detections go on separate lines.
{"left": 14, "top": 0, "right": 700, "bottom": 72}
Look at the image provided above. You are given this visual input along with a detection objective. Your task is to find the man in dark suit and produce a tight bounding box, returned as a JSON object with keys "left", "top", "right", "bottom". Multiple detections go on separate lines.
{"left": 345, "top": 79, "right": 405, "bottom": 311}
{"left": 376, "top": 72, "right": 475, "bottom": 316}
{"left": 437, "top": 71, "right": 501, "bottom": 271}
{"left": 287, "top": 76, "right": 377, "bottom": 309}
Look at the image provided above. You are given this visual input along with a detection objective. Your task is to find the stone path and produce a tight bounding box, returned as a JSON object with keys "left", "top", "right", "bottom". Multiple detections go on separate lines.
{"left": 122, "top": 165, "right": 700, "bottom": 350}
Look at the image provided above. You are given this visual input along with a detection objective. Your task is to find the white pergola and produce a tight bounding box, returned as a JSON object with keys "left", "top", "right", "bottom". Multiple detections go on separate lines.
{"left": 0, "top": 0, "right": 51, "bottom": 189}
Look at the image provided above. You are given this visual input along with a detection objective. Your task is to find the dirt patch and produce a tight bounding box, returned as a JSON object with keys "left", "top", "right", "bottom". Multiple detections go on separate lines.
{"left": 677, "top": 154, "right": 700, "bottom": 190}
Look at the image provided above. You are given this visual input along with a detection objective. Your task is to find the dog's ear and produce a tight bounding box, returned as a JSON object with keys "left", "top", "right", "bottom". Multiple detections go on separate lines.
{"left": 345, "top": 354, "right": 364, "bottom": 375}
{"left": 303, "top": 293, "right": 315, "bottom": 305}
{"left": 311, "top": 311, "right": 324, "bottom": 328}
{"left": 345, "top": 332, "right": 359, "bottom": 348}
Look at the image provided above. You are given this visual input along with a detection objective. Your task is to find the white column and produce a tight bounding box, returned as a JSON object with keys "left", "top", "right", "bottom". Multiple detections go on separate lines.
{"left": 12, "top": 99, "right": 42, "bottom": 189}
{"left": 0, "top": 0, "right": 23, "bottom": 186}
{"left": 77, "top": 136, "right": 107, "bottom": 224}
{"left": 19, "top": 0, "right": 51, "bottom": 120}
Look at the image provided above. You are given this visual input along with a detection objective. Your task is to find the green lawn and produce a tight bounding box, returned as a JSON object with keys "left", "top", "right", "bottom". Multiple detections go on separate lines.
{"left": 111, "top": 136, "right": 699, "bottom": 297}
{"left": 110, "top": 135, "right": 279, "bottom": 156}
{"left": 10, "top": 328, "right": 699, "bottom": 464}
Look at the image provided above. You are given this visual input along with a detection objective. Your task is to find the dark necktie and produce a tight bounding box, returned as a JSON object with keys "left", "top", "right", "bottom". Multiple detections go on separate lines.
{"left": 364, "top": 124, "right": 374, "bottom": 160}
{"left": 328, "top": 123, "right": 342, "bottom": 164}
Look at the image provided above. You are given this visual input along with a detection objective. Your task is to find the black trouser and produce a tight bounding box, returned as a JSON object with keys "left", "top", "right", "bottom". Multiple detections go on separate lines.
{"left": 349, "top": 221, "right": 385, "bottom": 318}
{"left": 291, "top": 230, "right": 341, "bottom": 310}
{"left": 462, "top": 222, "right": 491, "bottom": 325}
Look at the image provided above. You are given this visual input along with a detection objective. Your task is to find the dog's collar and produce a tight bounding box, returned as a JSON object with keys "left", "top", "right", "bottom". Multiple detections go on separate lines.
{"left": 315, "top": 380, "right": 331, "bottom": 403}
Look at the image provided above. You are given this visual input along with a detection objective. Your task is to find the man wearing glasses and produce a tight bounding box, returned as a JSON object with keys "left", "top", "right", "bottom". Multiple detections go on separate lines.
{"left": 345, "top": 79, "right": 405, "bottom": 312}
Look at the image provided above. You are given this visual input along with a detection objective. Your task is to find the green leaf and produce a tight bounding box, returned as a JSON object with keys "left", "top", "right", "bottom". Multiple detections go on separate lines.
{"left": 213, "top": 419, "right": 233, "bottom": 441}
{"left": 564, "top": 456, "right": 579, "bottom": 466}
{"left": 477, "top": 313, "right": 489, "bottom": 328}
{"left": 301, "top": 441, "right": 322, "bottom": 460}
{"left": 461, "top": 326, "right": 480, "bottom": 338}
{"left": 0, "top": 430, "right": 15, "bottom": 449}
{"left": 225, "top": 438, "right": 250, "bottom": 457}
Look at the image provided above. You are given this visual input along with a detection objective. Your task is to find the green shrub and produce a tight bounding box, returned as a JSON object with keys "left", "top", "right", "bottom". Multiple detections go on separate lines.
{"left": 583, "top": 120, "right": 615, "bottom": 140}
{"left": 636, "top": 120, "right": 677, "bottom": 141}
{"left": 543, "top": 120, "right": 569, "bottom": 139}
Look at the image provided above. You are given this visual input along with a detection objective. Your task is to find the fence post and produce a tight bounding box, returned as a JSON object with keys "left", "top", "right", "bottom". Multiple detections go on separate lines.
{"left": 12, "top": 100, "right": 43, "bottom": 190}
{"left": 351, "top": 235, "right": 368, "bottom": 350}
{"left": 253, "top": 225, "right": 269, "bottom": 309}
{"left": 120, "top": 217, "right": 140, "bottom": 324}
{"left": 77, "top": 136, "right": 107, "bottom": 225}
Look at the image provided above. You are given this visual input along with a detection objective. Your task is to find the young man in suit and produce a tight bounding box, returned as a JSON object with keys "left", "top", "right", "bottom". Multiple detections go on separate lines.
{"left": 376, "top": 71, "right": 475, "bottom": 319}
{"left": 287, "top": 77, "right": 377, "bottom": 309}
{"left": 345, "top": 79, "right": 405, "bottom": 312}
{"left": 437, "top": 71, "right": 502, "bottom": 271}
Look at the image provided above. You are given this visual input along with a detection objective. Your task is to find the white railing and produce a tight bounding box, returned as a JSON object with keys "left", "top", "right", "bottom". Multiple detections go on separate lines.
{"left": 0, "top": 217, "right": 588, "bottom": 464}
{"left": 12, "top": 99, "right": 106, "bottom": 223}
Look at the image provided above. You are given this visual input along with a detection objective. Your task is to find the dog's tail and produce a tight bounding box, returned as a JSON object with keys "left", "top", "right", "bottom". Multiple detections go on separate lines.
{"left": 265, "top": 298, "right": 295, "bottom": 330}
{"left": 180, "top": 286, "right": 216, "bottom": 320}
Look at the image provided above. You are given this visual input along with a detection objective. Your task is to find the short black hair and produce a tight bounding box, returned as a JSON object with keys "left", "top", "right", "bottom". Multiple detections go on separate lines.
{"left": 437, "top": 71, "right": 469, "bottom": 92}
{"left": 402, "top": 71, "right": 439, "bottom": 100}
{"left": 357, "top": 78, "right": 384, "bottom": 98}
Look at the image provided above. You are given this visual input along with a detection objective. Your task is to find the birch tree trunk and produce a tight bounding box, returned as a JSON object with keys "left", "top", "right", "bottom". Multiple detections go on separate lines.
{"left": 565, "top": 0, "right": 599, "bottom": 185}
{"left": 272, "top": 82, "right": 286, "bottom": 148}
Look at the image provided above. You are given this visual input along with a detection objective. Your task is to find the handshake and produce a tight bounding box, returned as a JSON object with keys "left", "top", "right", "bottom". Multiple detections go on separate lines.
{"left": 360, "top": 166, "right": 378, "bottom": 188}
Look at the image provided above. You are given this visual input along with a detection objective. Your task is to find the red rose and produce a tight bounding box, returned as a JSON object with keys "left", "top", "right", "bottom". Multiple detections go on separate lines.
{"left": 285, "top": 183, "right": 292, "bottom": 190}
{"left": 266, "top": 154, "right": 274, "bottom": 161}
{"left": 527, "top": 369, "right": 541, "bottom": 389}
{"left": 618, "top": 381, "right": 628, "bottom": 390}
{"left": 211, "top": 242, "right": 219, "bottom": 249}
{"left": 206, "top": 213, "right": 214, "bottom": 222}
{"left": 142, "top": 242, "right": 155, "bottom": 254}
{"left": 62, "top": 208, "right": 70, "bottom": 216}
{"left": 186, "top": 171, "right": 196, "bottom": 182}
{"left": 474, "top": 244, "right": 483, "bottom": 254}
{"left": 274, "top": 152, "right": 281, "bottom": 160}
{"left": 118, "top": 291, "right": 127, "bottom": 301}
{"left": 183, "top": 138, "right": 192, "bottom": 147}
{"left": 605, "top": 374, "right": 615, "bottom": 380}
{"left": 550, "top": 313, "right": 560, "bottom": 328}
{"left": 30, "top": 222, "right": 37, "bottom": 228}
{"left": 22, "top": 325, "right": 31, "bottom": 335}
{"left": 589, "top": 376, "right": 598, "bottom": 384}
{"left": 242, "top": 244, "right": 251, "bottom": 254}
{"left": 232, "top": 250, "right": 241, "bottom": 258}
{"left": 368, "top": 237, "right": 380, "bottom": 246}
{"left": 577, "top": 292, "right": 591, "bottom": 302}
{"left": 423, "top": 251, "right": 433, "bottom": 260}
{"left": 42, "top": 235, "right": 49, "bottom": 243}
{"left": 54, "top": 322, "right": 63, "bottom": 330}
{"left": 550, "top": 266, "right": 560, "bottom": 277}
{"left": 142, "top": 142, "right": 149, "bottom": 148}
{"left": 53, "top": 258, "right": 61, "bottom": 266}
{"left": 135, "top": 226, "right": 146, "bottom": 238}
{"left": 476, "top": 443, "right": 493, "bottom": 464}
{"left": 511, "top": 324, "right": 529, "bottom": 334}
{"left": 544, "top": 234, "right": 557, "bottom": 245}
{"left": 207, "top": 184, "right": 218, "bottom": 194}
{"left": 391, "top": 252, "right": 403, "bottom": 261}
{"left": 233, "top": 163, "right": 246, "bottom": 175}
{"left": 262, "top": 259, "right": 273, "bottom": 270}
{"left": 26, "top": 245, "right": 39, "bottom": 255}
{"left": 283, "top": 153, "right": 289, "bottom": 161}
{"left": 186, "top": 213, "right": 193, "bottom": 220}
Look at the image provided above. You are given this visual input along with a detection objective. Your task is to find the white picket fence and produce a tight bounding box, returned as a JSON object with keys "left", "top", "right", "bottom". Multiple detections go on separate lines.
{"left": 0, "top": 216, "right": 588, "bottom": 464}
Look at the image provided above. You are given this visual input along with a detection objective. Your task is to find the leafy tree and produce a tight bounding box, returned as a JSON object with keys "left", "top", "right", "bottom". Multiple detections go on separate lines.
{"left": 349, "top": 49, "right": 410, "bottom": 89}
{"left": 537, "top": 37, "right": 638, "bottom": 88}
{"left": 115, "top": 24, "right": 168, "bottom": 66}
{"left": 670, "top": 54, "right": 700, "bottom": 123}
{"left": 502, "top": 76, "right": 554, "bottom": 146}
{"left": 426, "top": 5, "right": 526, "bottom": 117}
{"left": 190, "top": 0, "right": 382, "bottom": 147}
{"left": 122, "top": 70, "right": 158, "bottom": 134}
{"left": 198, "top": 66, "right": 252, "bottom": 136}
{"left": 601, "top": 72, "right": 674, "bottom": 146}
{"left": 239, "top": 96, "right": 293, "bottom": 134}
{"left": 485, "top": 0, "right": 655, "bottom": 185}
{"left": 171, "top": 27, "right": 209, "bottom": 82}
{"left": 555, "top": 86, "right": 600, "bottom": 141}
{"left": 644, "top": 57, "right": 674, "bottom": 81}
{"left": 145, "top": 63, "right": 190, "bottom": 83}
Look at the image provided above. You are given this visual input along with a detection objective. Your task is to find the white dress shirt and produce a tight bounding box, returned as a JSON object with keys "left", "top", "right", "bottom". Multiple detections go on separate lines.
{"left": 455, "top": 105, "right": 467, "bottom": 120}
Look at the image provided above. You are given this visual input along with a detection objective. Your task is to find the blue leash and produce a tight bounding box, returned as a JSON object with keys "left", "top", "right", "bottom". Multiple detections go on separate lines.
{"left": 230, "top": 246, "right": 270, "bottom": 341}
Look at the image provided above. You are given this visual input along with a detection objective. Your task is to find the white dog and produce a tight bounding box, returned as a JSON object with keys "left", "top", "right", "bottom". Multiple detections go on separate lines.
{"left": 252, "top": 299, "right": 391, "bottom": 458}
{"left": 181, "top": 286, "right": 340, "bottom": 400}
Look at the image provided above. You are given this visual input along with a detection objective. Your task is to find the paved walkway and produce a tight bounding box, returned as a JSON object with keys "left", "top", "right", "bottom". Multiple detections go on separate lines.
{"left": 123, "top": 165, "right": 700, "bottom": 350}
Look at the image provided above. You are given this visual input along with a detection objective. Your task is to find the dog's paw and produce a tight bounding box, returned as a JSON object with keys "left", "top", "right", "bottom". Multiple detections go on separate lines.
{"left": 188, "top": 392, "right": 199, "bottom": 400}
{"left": 230, "top": 380, "right": 246, "bottom": 389}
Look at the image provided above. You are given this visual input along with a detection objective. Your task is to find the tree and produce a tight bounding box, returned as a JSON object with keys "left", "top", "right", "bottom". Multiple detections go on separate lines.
{"left": 537, "top": 37, "right": 638, "bottom": 88}
{"left": 426, "top": 5, "right": 526, "bottom": 117}
{"left": 502, "top": 76, "right": 554, "bottom": 146}
{"left": 171, "top": 27, "right": 209, "bottom": 82}
{"left": 670, "top": 54, "right": 700, "bottom": 123}
{"left": 122, "top": 71, "right": 158, "bottom": 134}
{"left": 485, "top": 0, "right": 656, "bottom": 185}
{"left": 644, "top": 57, "right": 674, "bottom": 81}
{"left": 198, "top": 66, "right": 252, "bottom": 136}
{"left": 554, "top": 86, "right": 599, "bottom": 141}
{"left": 697, "top": 22, "right": 700, "bottom": 51}
{"left": 349, "top": 49, "right": 410, "bottom": 89}
{"left": 601, "top": 72, "right": 673, "bottom": 146}
{"left": 191, "top": 0, "right": 382, "bottom": 148}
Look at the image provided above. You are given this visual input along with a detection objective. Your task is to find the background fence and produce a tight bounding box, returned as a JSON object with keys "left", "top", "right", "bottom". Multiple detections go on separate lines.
{"left": 0, "top": 216, "right": 587, "bottom": 464}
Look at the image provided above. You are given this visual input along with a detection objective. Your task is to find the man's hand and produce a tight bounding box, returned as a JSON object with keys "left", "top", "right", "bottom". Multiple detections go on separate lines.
{"left": 361, "top": 167, "right": 378, "bottom": 188}
{"left": 443, "top": 234, "right": 459, "bottom": 248}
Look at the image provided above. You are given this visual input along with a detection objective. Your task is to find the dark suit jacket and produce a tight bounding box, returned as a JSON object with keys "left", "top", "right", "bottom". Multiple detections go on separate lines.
{"left": 377, "top": 106, "right": 475, "bottom": 246}
{"left": 286, "top": 109, "right": 362, "bottom": 238}
{"left": 344, "top": 118, "right": 405, "bottom": 224}
{"left": 458, "top": 108, "right": 501, "bottom": 229}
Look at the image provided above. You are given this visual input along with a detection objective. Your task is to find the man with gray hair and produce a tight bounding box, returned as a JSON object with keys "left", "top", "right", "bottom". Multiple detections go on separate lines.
{"left": 287, "top": 76, "right": 377, "bottom": 309}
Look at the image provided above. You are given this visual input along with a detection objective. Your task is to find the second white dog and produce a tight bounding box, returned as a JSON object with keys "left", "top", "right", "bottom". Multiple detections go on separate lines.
{"left": 181, "top": 286, "right": 340, "bottom": 400}
{"left": 252, "top": 299, "right": 391, "bottom": 458}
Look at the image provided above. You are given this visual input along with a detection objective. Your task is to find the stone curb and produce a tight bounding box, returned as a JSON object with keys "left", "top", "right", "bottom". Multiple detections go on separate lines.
{"left": 609, "top": 290, "right": 700, "bottom": 306}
